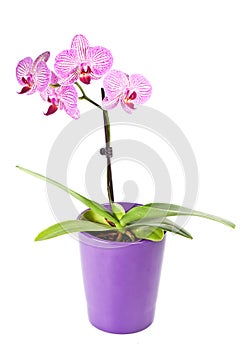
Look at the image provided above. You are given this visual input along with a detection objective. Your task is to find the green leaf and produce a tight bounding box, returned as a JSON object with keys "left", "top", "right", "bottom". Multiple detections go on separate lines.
{"left": 80, "top": 209, "right": 111, "bottom": 226}
{"left": 120, "top": 203, "right": 235, "bottom": 229}
{"left": 16, "top": 166, "right": 121, "bottom": 228}
{"left": 35, "top": 220, "right": 115, "bottom": 241}
{"left": 128, "top": 217, "right": 193, "bottom": 239}
{"left": 130, "top": 226, "right": 165, "bottom": 241}
{"left": 110, "top": 203, "right": 125, "bottom": 221}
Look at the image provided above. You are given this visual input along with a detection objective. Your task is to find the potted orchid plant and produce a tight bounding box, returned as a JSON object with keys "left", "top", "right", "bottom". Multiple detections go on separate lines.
{"left": 16, "top": 34, "right": 235, "bottom": 334}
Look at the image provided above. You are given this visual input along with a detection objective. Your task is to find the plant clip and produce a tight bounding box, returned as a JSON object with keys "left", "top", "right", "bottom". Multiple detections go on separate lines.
{"left": 100, "top": 146, "right": 113, "bottom": 158}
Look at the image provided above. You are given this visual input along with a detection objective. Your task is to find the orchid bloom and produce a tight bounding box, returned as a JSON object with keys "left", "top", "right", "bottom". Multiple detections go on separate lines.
{"left": 102, "top": 70, "right": 152, "bottom": 113}
{"left": 16, "top": 52, "right": 50, "bottom": 94}
{"left": 54, "top": 34, "right": 113, "bottom": 86}
{"left": 41, "top": 72, "right": 80, "bottom": 119}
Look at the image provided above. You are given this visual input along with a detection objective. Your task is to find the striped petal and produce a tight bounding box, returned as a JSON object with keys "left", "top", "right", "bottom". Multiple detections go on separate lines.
{"left": 50, "top": 71, "right": 59, "bottom": 85}
{"left": 32, "top": 51, "right": 50, "bottom": 71}
{"left": 69, "top": 108, "right": 80, "bottom": 120}
{"left": 35, "top": 61, "right": 51, "bottom": 92}
{"left": 102, "top": 96, "right": 119, "bottom": 110}
{"left": 60, "top": 85, "right": 79, "bottom": 118}
{"left": 71, "top": 34, "right": 89, "bottom": 61}
{"left": 16, "top": 57, "right": 33, "bottom": 85}
{"left": 54, "top": 49, "right": 79, "bottom": 79}
{"left": 87, "top": 46, "right": 113, "bottom": 78}
{"left": 103, "top": 70, "right": 129, "bottom": 100}
{"left": 129, "top": 74, "right": 152, "bottom": 104}
{"left": 58, "top": 66, "right": 80, "bottom": 85}
{"left": 27, "top": 84, "right": 37, "bottom": 95}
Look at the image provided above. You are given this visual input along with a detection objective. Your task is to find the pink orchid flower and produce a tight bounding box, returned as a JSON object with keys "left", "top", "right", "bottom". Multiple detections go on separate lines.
{"left": 54, "top": 34, "right": 113, "bottom": 86}
{"left": 102, "top": 70, "right": 152, "bottom": 113}
{"left": 16, "top": 52, "right": 50, "bottom": 94}
{"left": 41, "top": 72, "right": 80, "bottom": 119}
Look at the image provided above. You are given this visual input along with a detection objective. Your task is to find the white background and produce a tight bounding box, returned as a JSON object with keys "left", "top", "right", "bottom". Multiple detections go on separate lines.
{"left": 1, "top": 0, "right": 244, "bottom": 349}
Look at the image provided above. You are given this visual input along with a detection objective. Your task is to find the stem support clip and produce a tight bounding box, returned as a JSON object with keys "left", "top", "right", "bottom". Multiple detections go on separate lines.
{"left": 100, "top": 147, "right": 113, "bottom": 158}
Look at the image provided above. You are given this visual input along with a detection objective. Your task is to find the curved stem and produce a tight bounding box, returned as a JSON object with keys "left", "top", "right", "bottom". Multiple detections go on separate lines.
{"left": 76, "top": 82, "right": 103, "bottom": 110}
{"left": 75, "top": 81, "right": 86, "bottom": 96}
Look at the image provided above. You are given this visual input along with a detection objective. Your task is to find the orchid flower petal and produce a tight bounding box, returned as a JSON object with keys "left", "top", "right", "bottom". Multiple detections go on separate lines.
{"left": 120, "top": 98, "right": 134, "bottom": 114}
{"left": 58, "top": 66, "right": 80, "bottom": 85}
{"left": 65, "top": 107, "right": 80, "bottom": 119}
{"left": 103, "top": 70, "right": 129, "bottom": 100}
{"left": 71, "top": 34, "right": 89, "bottom": 61}
{"left": 87, "top": 46, "right": 113, "bottom": 78}
{"left": 32, "top": 51, "right": 50, "bottom": 71}
{"left": 129, "top": 74, "right": 152, "bottom": 104}
{"left": 102, "top": 96, "right": 120, "bottom": 110}
{"left": 40, "top": 89, "right": 49, "bottom": 101}
{"left": 35, "top": 61, "right": 50, "bottom": 92}
{"left": 50, "top": 71, "right": 59, "bottom": 85}
{"left": 16, "top": 57, "right": 33, "bottom": 85}
{"left": 60, "top": 85, "right": 79, "bottom": 116}
{"left": 71, "top": 108, "right": 80, "bottom": 119}
{"left": 40, "top": 72, "right": 58, "bottom": 101}
{"left": 54, "top": 49, "right": 79, "bottom": 79}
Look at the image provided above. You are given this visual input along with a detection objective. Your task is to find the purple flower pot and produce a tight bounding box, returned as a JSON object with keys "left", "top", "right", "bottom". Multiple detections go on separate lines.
{"left": 78, "top": 202, "right": 166, "bottom": 334}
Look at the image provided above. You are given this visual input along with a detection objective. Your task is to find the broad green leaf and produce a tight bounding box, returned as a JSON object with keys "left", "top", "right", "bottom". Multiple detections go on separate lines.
{"left": 110, "top": 203, "right": 125, "bottom": 221}
{"left": 128, "top": 218, "right": 193, "bottom": 239}
{"left": 120, "top": 203, "right": 235, "bottom": 229}
{"left": 17, "top": 166, "right": 121, "bottom": 228}
{"left": 130, "top": 226, "right": 164, "bottom": 241}
{"left": 80, "top": 209, "right": 111, "bottom": 226}
{"left": 35, "top": 220, "right": 115, "bottom": 241}
{"left": 145, "top": 203, "right": 236, "bottom": 229}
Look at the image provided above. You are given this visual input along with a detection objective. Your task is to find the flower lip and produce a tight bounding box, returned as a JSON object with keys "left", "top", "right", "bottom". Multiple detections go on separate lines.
{"left": 125, "top": 90, "right": 137, "bottom": 102}
{"left": 44, "top": 104, "right": 58, "bottom": 116}
{"left": 18, "top": 86, "right": 32, "bottom": 94}
{"left": 80, "top": 65, "right": 92, "bottom": 84}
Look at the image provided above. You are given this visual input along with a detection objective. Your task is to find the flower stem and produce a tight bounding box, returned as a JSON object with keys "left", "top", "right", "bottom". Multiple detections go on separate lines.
{"left": 76, "top": 82, "right": 103, "bottom": 110}
{"left": 101, "top": 88, "right": 114, "bottom": 206}
{"left": 75, "top": 81, "right": 86, "bottom": 96}
{"left": 84, "top": 95, "right": 103, "bottom": 110}
{"left": 75, "top": 81, "right": 115, "bottom": 207}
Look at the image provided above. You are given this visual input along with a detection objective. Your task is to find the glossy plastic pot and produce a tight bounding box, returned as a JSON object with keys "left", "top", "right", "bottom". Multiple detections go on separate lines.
{"left": 78, "top": 202, "right": 166, "bottom": 334}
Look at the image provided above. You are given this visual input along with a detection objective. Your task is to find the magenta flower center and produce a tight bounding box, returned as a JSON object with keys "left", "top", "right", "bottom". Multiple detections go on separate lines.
{"left": 44, "top": 96, "right": 59, "bottom": 116}
{"left": 22, "top": 75, "right": 33, "bottom": 87}
{"left": 48, "top": 97, "right": 59, "bottom": 106}
{"left": 124, "top": 90, "right": 137, "bottom": 109}
{"left": 80, "top": 65, "right": 92, "bottom": 85}
{"left": 125, "top": 90, "right": 137, "bottom": 101}
{"left": 18, "top": 75, "right": 34, "bottom": 94}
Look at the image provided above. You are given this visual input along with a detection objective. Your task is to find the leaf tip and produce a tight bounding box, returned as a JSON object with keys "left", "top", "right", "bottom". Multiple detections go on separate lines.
{"left": 34, "top": 235, "right": 42, "bottom": 242}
